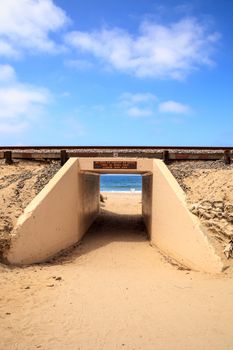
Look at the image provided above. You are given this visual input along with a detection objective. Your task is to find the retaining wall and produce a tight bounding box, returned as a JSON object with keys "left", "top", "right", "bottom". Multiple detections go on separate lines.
{"left": 151, "top": 160, "right": 223, "bottom": 273}
{"left": 76, "top": 168, "right": 100, "bottom": 238}
{"left": 6, "top": 158, "right": 99, "bottom": 264}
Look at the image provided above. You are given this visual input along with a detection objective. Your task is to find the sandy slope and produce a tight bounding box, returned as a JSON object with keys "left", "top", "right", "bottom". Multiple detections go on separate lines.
{"left": 1, "top": 193, "right": 233, "bottom": 350}
{"left": 0, "top": 160, "right": 60, "bottom": 257}
{"left": 169, "top": 161, "right": 233, "bottom": 265}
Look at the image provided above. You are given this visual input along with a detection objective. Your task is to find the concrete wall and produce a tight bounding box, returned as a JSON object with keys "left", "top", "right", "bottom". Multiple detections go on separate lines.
{"left": 142, "top": 174, "right": 153, "bottom": 239}
{"left": 151, "top": 160, "right": 223, "bottom": 273}
{"left": 5, "top": 158, "right": 99, "bottom": 265}
{"left": 77, "top": 169, "right": 100, "bottom": 237}
{"left": 78, "top": 157, "right": 153, "bottom": 174}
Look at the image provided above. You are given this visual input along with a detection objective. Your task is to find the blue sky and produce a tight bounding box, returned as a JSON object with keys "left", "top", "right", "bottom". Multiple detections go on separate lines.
{"left": 0, "top": 0, "right": 232, "bottom": 146}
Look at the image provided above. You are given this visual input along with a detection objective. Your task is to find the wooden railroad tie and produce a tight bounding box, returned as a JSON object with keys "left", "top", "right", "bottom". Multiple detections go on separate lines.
{"left": 4, "top": 151, "right": 13, "bottom": 165}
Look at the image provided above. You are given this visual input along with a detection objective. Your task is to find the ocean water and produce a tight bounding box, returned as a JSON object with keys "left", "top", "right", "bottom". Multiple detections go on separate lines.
{"left": 100, "top": 174, "right": 142, "bottom": 192}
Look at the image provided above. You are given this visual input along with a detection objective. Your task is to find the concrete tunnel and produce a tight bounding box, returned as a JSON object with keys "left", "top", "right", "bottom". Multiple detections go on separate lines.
{"left": 5, "top": 158, "right": 223, "bottom": 273}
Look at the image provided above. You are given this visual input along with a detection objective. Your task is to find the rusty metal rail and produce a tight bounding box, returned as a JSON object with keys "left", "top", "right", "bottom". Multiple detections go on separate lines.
{"left": 0, "top": 145, "right": 233, "bottom": 150}
{"left": 0, "top": 146, "right": 232, "bottom": 165}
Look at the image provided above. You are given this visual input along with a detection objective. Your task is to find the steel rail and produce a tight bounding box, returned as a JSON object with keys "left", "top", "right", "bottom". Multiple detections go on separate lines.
{"left": 0, "top": 146, "right": 232, "bottom": 166}
{"left": 0, "top": 145, "right": 232, "bottom": 150}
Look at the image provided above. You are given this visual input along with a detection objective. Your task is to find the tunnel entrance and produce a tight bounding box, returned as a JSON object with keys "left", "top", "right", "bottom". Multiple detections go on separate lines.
{"left": 88, "top": 168, "right": 150, "bottom": 245}
{"left": 78, "top": 157, "right": 153, "bottom": 243}
{"left": 6, "top": 156, "right": 224, "bottom": 273}
{"left": 83, "top": 173, "right": 148, "bottom": 248}
{"left": 83, "top": 174, "right": 148, "bottom": 249}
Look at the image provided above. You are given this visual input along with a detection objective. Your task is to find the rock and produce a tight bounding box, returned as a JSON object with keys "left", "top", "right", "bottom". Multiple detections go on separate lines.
{"left": 197, "top": 208, "right": 206, "bottom": 218}
{"left": 199, "top": 200, "right": 213, "bottom": 210}
{"left": 225, "top": 204, "right": 233, "bottom": 214}
{"left": 52, "top": 276, "right": 62, "bottom": 281}
{"left": 213, "top": 201, "right": 224, "bottom": 210}
{"left": 201, "top": 212, "right": 212, "bottom": 220}
{"left": 100, "top": 194, "right": 105, "bottom": 203}
{"left": 189, "top": 204, "right": 198, "bottom": 215}
{"left": 223, "top": 240, "right": 233, "bottom": 259}
{"left": 227, "top": 214, "right": 233, "bottom": 223}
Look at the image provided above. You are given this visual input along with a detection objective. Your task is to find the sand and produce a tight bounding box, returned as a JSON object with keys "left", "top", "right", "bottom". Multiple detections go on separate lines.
{"left": 1, "top": 193, "right": 233, "bottom": 350}
{"left": 0, "top": 160, "right": 60, "bottom": 257}
{"left": 170, "top": 162, "right": 233, "bottom": 265}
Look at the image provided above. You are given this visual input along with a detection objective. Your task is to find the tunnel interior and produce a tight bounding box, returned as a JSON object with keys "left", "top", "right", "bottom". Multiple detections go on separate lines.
{"left": 81, "top": 173, "right": 150, "bottom": 247}
{"left": 77, "top": 158, "right": 154, "bottom": 246}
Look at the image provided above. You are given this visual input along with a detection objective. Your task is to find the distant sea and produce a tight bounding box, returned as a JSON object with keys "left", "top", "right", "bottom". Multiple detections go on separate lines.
{"left": 100, "top": 175, "right": 142, "bottom": 192}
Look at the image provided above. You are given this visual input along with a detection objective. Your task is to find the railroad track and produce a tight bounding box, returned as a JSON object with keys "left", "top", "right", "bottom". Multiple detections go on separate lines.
{"left": 0, "top": 146, "right": 232, "bottom": 165}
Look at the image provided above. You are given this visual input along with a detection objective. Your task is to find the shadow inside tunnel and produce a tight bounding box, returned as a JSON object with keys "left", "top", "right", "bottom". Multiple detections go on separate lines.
{"left": 45, "top": 208, "right": 148, "bottom": 265}
{"left": 86, "top": 208, "right": 147, "bottom": 241}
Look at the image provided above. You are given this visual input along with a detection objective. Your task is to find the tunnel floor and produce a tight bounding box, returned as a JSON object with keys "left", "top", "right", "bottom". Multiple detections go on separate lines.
{"left": 84, "top": 191, "right": 147, "bottom": 252}
{"left": 85, "top": 191, "right": 147, "bottom": 244}
{"left": 83, "top": 209, "right": 148, "bottom": 252}
{"left": 57, "top": 193, "right": 148, "bottom": 263}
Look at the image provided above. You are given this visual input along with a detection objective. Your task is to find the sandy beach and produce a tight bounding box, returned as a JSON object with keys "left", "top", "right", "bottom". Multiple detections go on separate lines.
{"left": 1, "top": 192, "right": 233, "bottom": 350}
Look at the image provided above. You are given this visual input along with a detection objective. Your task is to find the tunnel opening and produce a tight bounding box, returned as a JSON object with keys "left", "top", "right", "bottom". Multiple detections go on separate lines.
{"left": 100, "top": 173, "right": 142, "bottom": 192}
{"left": 83, "top": 173, "right": 148, "bottom": 247}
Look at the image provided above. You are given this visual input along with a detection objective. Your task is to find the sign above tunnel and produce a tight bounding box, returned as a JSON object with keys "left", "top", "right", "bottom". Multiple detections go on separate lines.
{"left": 93, "top": 161, "right": 137, "bottom": 170}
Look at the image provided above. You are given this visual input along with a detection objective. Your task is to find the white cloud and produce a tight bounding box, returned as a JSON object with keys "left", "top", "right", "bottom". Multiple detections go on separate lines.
{"left": 0, "top": 0, "right": 69, "bottom": 57}
{"left": 118, "top": 92, "right": 156, "bottom": 117}
{"left": 118, "top": 92, "right": 192, "bottom": 118}
{"left": 158, "top": 100, "right": 191, "bottom": 114}
{"left": 127, "top": 107, "right": 153, "bottom": 117}
{"left": 120, "top": 92, "right": 157, "bottom": 104}
{"left": 65, "top": 17, "right": 220, "bottom": 80}
{"left": 0, "top": 85, "right": 50, "bottom": 119}
{"left": 0, "top": 64, "right": 50, "bottom": 134}
{"left": 0, "top": 64, "right": 16, "bottom": 82}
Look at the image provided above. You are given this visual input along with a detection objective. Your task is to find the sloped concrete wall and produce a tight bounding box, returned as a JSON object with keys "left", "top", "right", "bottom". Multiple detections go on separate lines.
{"left": 142, "top": 174, "right": 153, "bottom": 239}
{"left": 6, "top": 158, "right": 99, "bottom": 265}
{"left": 151, "top": 160, "right": 223, "bottom": 273}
